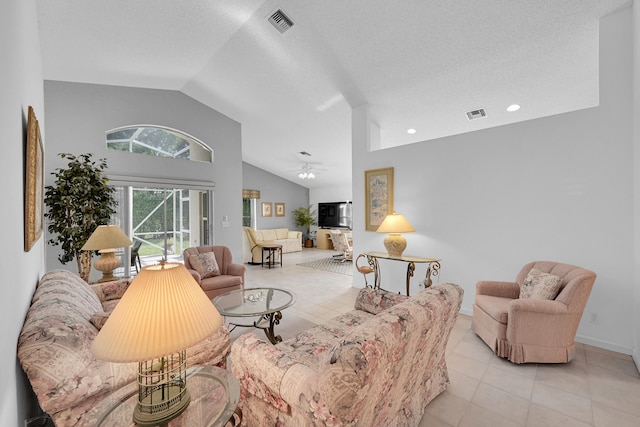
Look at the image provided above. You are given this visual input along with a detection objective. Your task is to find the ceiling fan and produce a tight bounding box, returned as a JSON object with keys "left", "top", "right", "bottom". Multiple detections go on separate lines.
{"left": 297, "top": 162, "right": 317, "bottom": 179}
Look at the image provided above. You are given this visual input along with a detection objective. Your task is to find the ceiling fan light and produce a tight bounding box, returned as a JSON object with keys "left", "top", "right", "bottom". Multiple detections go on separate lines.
{"left": 308, "top": 172, "right": 315, "bottom": 179}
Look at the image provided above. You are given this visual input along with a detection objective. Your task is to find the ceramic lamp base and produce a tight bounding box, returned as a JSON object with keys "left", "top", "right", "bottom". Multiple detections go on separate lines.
{"left": 384, "top": 233, "right": 407, "bottom": 257}
{"left": 94, "top": 248, "right": 121, "bottom": 282}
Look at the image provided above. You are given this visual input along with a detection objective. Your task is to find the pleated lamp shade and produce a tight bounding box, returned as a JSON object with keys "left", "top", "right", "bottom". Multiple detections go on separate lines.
{"left": 91, "top": 262, "right": 222, "bottom": 362}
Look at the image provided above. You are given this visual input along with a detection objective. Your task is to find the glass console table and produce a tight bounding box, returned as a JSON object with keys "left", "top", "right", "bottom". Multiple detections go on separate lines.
{"left": 364, "top": 251, "right": 441, "bottom": 296}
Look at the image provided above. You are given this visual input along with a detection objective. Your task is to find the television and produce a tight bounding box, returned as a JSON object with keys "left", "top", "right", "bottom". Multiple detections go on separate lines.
{"left": 318, "top": 201, "right": 352, "bottom": 229}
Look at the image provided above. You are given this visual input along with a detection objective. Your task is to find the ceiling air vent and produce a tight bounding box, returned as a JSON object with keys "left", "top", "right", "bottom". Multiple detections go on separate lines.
{"left": 466, "top": 108, "right": 487, "bottom": 121}
{"left": 268, "top": 9, "right": 294, "bottom": 33}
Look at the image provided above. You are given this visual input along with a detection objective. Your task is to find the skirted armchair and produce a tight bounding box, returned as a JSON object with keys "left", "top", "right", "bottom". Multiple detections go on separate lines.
{"left": 472, "top": 261, "right": 596, "bottom": 364}
{"left": 183, "top": 245, "right": 246, "bottom": 299}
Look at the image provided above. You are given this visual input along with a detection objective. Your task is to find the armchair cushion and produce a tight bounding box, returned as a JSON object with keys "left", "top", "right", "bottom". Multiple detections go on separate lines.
{"left": 188, "top": 252, "right": 220, "bottom": 279}
{"left": 520, "top": 268, "right": 562, "bottom": 300}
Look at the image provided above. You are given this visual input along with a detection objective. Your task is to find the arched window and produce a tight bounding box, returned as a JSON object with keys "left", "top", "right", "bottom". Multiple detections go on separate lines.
{"left": 106, "top": 125, "right": 213, "bottom": 163}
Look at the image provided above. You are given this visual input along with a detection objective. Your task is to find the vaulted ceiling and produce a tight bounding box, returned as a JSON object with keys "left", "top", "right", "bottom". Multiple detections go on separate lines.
{"left": 36, "top": 0, "right": 631, "bottom": 189}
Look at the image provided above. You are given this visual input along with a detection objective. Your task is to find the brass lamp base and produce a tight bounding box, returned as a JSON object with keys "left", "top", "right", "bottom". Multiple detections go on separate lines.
{"left": 94, "top": 248, "right": 121, "bottom": 283}
{"left": 133, "top": 387, "right": 191, "bottom": 427}
{"left": 384, "top": 233, "right": 407, "bottom": 257}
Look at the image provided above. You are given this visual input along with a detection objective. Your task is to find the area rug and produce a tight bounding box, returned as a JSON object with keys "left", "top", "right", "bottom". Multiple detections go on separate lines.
{"left": 297, "top": 257, "right": 353, "bottom": 276}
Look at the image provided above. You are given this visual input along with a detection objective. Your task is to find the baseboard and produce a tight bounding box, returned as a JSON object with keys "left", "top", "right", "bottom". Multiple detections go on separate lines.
{"left": 574, "top": 334, "right": 633, "bottom": 355}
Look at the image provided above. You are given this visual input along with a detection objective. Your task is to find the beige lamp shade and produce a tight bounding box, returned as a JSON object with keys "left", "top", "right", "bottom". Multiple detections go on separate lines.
{"left": 82, "top": 225, "right": 133, "bottom": 251}
{"left": 376, "top": 212, "right": 415, "bottom": 233}
{"left": 376, "top": 212, "right": 415, "bottom": 257}
{"left": 91, "top": 262, "right": 222, "bottom": 362}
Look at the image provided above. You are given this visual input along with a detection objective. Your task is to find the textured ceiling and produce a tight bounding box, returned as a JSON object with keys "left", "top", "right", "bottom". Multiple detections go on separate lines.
{"left": 35, "top": 0, "right": 631, "bottom": 189}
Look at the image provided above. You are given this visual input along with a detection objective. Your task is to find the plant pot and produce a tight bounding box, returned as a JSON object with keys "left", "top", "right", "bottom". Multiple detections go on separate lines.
{"left": 304, "top": 239, "right": 314, "bottom": 248}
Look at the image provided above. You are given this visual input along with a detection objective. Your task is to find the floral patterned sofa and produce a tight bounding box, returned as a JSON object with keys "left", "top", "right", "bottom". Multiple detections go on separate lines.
{"left": 17, "top": 269, "right": 230, "bottom": 427}
{"left": 231, "top": 283, "right": 463, "bottom": 426}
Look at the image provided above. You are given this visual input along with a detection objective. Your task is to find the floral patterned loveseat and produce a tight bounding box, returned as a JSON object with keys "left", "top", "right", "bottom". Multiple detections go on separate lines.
{"left": 231, "top": 283, "right": 463, "bottom": 426}
{"left": 17, "top": 269, "right": 231, "bottom": 427}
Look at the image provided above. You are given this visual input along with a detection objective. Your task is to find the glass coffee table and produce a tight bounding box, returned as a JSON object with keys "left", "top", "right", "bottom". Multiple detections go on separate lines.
{"left": 86, "top": 365, "right": 241, "bottom": 427}
{"left": 213, "top": 288, "right": 295, "bottom": 344}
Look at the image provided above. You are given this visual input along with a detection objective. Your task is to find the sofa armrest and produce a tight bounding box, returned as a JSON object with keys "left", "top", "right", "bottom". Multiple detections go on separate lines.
{"left": 230, "top": 334, "right": 315, "bottom": 412}
{"left": 90, "top": 278, "right": 134, "bottom": 302}
{"left": 187, "top": 268, "right": 202, "bottom": 284}
{"left": 354, "top": 287, "right": 409, "bottom": 315}
{"left": 288, "top": 231, "right": 302, "bottom": 240}
{"left": 507, "top": 298, "right": 575, "bottom": 345}
{"left": 227, "top": 263, "right": 246, "bottom": 280}
{"left": 476, "top": 280, "right": 520, "bottom": 299}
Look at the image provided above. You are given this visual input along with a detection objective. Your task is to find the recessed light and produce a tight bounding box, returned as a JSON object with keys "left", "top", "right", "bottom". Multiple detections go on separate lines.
{"left": 407, "top": 128, "right": 416, "bottom": 134}
{"left": 507, "top": 104, "right": 520, "bottom": 112}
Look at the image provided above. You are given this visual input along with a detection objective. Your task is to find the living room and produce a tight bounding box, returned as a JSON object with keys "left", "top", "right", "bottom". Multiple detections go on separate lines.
{"left": 3, "top": 1, "right": 640, "bottom": 426}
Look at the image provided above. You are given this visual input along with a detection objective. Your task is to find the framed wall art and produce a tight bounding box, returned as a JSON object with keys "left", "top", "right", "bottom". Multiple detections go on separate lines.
{"left": 275, "top": 202, "right": 285, "bottom": 217}
{"left": 365, "top": 167, "right": 394, "bottom": 231}
{"left": 262, "top": 202, "right": 272, "bottom": 217}
{"left": 24, "top": 106, "right": 44, "bottom": 251}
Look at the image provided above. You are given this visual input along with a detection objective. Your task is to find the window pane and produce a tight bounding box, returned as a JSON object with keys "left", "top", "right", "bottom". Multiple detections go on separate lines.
{"left": 106, "top": 125, "right": 212, "bottom": 162}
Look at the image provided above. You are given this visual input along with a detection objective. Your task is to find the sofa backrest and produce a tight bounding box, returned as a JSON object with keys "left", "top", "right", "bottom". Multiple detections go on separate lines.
{"left": 17, "top": 270, "right": 117, "bottom": 419}
{"left": 318, "top": 283, "right": 463, "bottom": 425}
{"left": 515, "top": 261, "right": 596, "bottom": 313}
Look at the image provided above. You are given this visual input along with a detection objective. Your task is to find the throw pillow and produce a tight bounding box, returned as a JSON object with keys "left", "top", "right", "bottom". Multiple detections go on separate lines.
{"left": 189, "top": 252, "right": 220, "bottom": 279}
{"left": 90, "top": 311, "right": 110, "bottom": 330}
{"left": 520, "top": 268, "right": 562, "bottom": 300}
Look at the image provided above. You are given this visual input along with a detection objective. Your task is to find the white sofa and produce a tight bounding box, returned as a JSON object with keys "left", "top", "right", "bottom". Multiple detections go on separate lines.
{"left": 242, "top": 226, "right": 302, "bottom": 263}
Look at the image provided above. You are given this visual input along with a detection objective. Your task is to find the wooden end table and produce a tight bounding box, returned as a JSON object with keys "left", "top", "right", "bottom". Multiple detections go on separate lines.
{"left": 261, "top": 244, "right": 282, "bottom": 269}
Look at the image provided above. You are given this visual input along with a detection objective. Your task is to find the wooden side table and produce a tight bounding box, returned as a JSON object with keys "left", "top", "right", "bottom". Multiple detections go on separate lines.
{"left": 85, "top": 365, "right": 241, "bottom": 427}
{"left": 261, "top": 244, "right": 282, "bottom": 269}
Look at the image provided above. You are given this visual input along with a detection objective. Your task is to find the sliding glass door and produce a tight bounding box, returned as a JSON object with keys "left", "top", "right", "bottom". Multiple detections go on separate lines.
{"left": 112, "top": 184, "right": 214, "bottom": 276}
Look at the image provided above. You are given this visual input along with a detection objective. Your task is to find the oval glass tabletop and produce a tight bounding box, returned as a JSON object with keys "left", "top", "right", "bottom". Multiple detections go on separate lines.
{"left": 213, "top": 288, "right": 295, "bottom": 317}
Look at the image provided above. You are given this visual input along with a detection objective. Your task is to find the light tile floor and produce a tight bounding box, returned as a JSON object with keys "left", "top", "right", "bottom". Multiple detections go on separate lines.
{"left": 243, "top": 248, "right": 640, "bottom": 427}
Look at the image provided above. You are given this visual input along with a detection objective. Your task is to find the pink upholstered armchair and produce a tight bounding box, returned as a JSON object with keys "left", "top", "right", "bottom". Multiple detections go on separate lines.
{"left": 183, "top": 245, "right": 246, "bottom": 299}
{"left": 472, "top": 261, "right": 596, "bottom": 364}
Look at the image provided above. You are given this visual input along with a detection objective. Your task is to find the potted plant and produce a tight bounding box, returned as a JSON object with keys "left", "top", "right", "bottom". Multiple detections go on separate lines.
{"left": 292, "top": 205, "right": 317, "bottom": 248}
{"left": 44, "top": 153, "right": 117, "bottom": 281}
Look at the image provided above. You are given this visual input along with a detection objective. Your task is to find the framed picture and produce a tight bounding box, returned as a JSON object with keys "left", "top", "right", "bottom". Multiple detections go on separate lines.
{"left": 365, "top": 167, "right": 394, "bottom": 231}
{"left": 275, "top": 202, "right": 285, "bottom": 217}
{"left": 262, "top": 202, "right": 272, "bottom": 217}
{"left": 25, "top": 106, "right": 44, "bottom": 251}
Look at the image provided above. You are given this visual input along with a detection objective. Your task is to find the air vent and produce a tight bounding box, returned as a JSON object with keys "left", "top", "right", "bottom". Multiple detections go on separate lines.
{"left": 298, "top": 151, "right": 311, "bottom": 157}
{"left": 466, "top": 108, "right": 487, "bottom": 120}
{"left": 268, "top": 9, "right": 294, "bottom": 33}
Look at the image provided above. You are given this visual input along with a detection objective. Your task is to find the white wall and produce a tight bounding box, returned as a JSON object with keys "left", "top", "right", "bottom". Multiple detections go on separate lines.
{"left": 242, "top": 162, "right": 309, "bottom": 231}
{"left": 353, "top": 8, "right": 635, "bottom": 355}
{"left": 43, "top": 82, "right": 245, "bottom": 271}
{"left": 633, "top": 2, "right": 640, "bottom": 368}
{"left": 0, "top": 0, "right": 46, "bottom": 424}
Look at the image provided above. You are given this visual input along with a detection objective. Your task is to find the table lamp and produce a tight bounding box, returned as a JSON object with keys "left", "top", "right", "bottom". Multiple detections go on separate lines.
{"left": 376, "top": 212, "right": 415, "bottom": 257}
{"left": 91, "top": 261, "right": 222, "bottom": 426}
{"left": 81, "top": 225, "right": 133, "bottom": 282}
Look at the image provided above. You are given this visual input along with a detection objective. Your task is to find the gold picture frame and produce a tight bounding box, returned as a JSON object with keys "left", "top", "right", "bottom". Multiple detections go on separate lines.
{"left": 262, "top": 202, "right": 272, "bottom": 217}
{"left": 365, "top": 167, "right": 394, "bottom": 231}
{"left": 25, "top": 106, "right": 44, "bottom": 251}
{"left": 275, "top": 202, "right": 285, "bottom": 217}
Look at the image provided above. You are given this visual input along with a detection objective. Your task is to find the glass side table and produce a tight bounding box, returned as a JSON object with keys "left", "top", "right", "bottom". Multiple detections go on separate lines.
{"left": 214, "top": 287, "right": 295, "bottom": 344}
{"left": 86, "top": 365, "right": 240, "bottom": 427}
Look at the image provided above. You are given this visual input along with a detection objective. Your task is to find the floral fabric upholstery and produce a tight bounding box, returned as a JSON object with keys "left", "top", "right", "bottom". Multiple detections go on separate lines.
{"left": 231, "top": 284, "right": 464, "bottom": 427}
{"left": 17, "top": 269, "right": 231, "bottom": 427}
